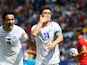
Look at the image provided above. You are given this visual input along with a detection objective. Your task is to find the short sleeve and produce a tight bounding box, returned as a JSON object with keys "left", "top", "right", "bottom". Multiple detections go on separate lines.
{"left": 52, "top": 22, "right": 62, "bottom": 35}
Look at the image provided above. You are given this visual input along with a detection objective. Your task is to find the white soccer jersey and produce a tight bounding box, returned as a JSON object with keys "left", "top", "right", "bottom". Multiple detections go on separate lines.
{"left": 32, "top": 22, "right": 62, "bottom": 65}
{"left": 0, "top": 25, "right": 28, "bottom": 65}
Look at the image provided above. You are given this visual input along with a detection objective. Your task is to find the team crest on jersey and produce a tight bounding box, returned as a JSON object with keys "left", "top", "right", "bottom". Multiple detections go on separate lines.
{"left": 48, "top": 29, "right": 52, "bottom": 32}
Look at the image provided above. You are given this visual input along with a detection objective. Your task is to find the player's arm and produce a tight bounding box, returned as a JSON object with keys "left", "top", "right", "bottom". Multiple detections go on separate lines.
{"left": 31, "top": 22, "right": 43, "bottom": 37}
{"left": 25, "top": 39, "right": 36, "bottom": 49}
{"left": 31, "top": 15, "right": 48, "bottom": 37}
{"left": 53, "top": 33, "right": 63, "bottom": 44}
{"left": 20, "top": 29, "right": 36, "bottom": 49}
{"left": 71, "top": 45, "right": 87, "bottom": 58}
{"left": 54, "top": 22, "right": 63, "bottom": 45}
{"left": 47, "top": 23, "right": 63, "bottom": 49}
{"left": 47, "top": 33, "right": 63, "bottom": 49}
{"left": 76, "top": 45, "right": 87, "bottom": 58}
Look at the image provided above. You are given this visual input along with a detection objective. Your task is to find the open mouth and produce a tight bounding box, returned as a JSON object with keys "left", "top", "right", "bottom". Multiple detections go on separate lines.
{"left": 8, "top": 24, "right": 13, "bottom": 27}
{"left": 8, "top": 23, "right": 13, "bottom": 26}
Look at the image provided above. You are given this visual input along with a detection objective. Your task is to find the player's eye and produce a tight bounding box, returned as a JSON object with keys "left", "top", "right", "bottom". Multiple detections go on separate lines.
{"left": 42, "top": 12, "right": 51, "bottom": 15}
{"left": 6, "top": 19, "right": 14, "bottom": 21}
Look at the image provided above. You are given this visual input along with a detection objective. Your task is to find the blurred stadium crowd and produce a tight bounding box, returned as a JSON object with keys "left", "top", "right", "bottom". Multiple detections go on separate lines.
{"left": 0, "top": 0, "right": 87, "bottom": 61}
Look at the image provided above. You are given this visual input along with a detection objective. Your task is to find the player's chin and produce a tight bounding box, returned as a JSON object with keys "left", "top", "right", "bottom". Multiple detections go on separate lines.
{"left": 46, "top": 20, "right": 50, "bottom": 22}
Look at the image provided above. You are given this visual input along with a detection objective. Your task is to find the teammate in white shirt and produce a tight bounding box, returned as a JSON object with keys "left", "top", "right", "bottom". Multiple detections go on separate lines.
{"left": 31, "top": 6, "right": 63, "bottom": 65}
{"left": 0, "top": 10, "right": 35, "bottom": 65}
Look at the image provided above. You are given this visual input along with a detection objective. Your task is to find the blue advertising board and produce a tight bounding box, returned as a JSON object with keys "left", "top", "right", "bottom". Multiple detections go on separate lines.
{"left": 59, "top": 60, "right": 78, "bottom": 65}
{"left": 23, "top": 59, "right": 78, "bottom": 65}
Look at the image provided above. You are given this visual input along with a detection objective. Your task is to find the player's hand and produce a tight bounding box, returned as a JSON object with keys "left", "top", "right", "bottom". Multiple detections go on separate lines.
{"left": 47, "top": 43, "right": 56, "bottom": 50}
{"left": 69, "top": 54, "right": 77, "bottom": 61}
{"left": 39, "top": 15, "right": 49, "bottom": 23}
{"left": 69, "top": 54, "right": 76, "bottom": 58}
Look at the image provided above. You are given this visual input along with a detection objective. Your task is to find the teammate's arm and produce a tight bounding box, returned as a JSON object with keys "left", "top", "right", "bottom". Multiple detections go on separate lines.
{"left": 25, "top": 39, "right": 36, "bottom": 49}
{"left": 20, "top": 29, "right": 36, "bottom": 49}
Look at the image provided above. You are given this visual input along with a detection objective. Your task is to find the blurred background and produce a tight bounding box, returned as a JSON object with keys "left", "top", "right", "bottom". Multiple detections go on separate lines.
{"left": 0, "top": 0, "right": 87, "bottom": 65}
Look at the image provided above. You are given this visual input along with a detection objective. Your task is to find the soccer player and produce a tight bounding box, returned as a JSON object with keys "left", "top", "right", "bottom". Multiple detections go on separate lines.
{"left": 31, "top": 6, "right": 63, "bottom": 65}
{"left": 70, "top": 28, "right": 87, "bottom": 65}
{"left": 0, "top": 10, "right": 35, "bottom": 65}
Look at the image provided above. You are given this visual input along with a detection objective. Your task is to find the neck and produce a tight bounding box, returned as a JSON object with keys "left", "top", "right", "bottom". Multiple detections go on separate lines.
{"left": 43, "top": 21, "right": 50, "bottom": 27}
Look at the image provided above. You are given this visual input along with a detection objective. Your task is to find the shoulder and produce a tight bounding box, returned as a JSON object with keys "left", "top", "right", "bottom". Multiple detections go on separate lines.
{"left": 0, "top": 25, "right": 3, "bottom": 30}
{"left": 32, "top": 24, "right": 37, "bottom": 28}
{"left": 13, "top": 25, "right": 25, "bottom": 31}
{"left": 50, "top": 22, "right": 60, "bottom": 27}
{"left": 31, "top": 24, "right": 37, "bottom": 30}
{"left": 0, "top": 25, "right": 2, "bottom": 28}
{"left": 50, "top": 21, "right": 57, "bottom": 24}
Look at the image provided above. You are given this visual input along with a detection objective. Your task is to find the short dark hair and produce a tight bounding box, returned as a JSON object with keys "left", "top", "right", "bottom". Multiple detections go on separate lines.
{"left": 39, "top": 6, "right": 51, "bottom": 15}
{"left": 2, "top": 10, "right": 16, "bottom": 20}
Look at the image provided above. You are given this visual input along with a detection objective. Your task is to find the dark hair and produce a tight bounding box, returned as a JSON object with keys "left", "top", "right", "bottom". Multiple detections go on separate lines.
{"left": 39, "top": 6, "right": 51, "bottom": 15}
{"left": 2, "top": 10, "right": 16, "bottom": 20}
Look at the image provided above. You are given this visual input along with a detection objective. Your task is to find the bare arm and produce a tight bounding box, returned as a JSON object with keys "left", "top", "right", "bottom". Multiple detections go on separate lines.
{"left": 76, "top": 46, "right": 87, "bottom": 58}
{"left": 25, "top": 39, "right": 36, "bottom": 50}
{"left": 47, "top": 33, "right": 63, "bottom": 49}
{"left": 53, "top": 33, "right": 63, "bottom": 45}
{"left": 71, "top": 45, "right": 87, "bottom": 59}
{"left": 32, "top": 15, "right": 49, "bottom": 37}
{"left": 31, "top": 22, "right": 43, "bottom": 37}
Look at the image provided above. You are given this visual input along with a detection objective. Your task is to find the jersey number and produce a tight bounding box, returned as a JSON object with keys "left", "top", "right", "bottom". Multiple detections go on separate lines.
{"left": 43, "top": 32, "right": 49, "bottom": 39}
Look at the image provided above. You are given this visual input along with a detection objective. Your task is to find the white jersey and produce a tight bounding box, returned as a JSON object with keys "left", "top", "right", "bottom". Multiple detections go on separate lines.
{"left": 32, "top": 22, "right": 62, "bottom": 65}
{"left": 0, "top": 25, "right": 28, "bottom": 65}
